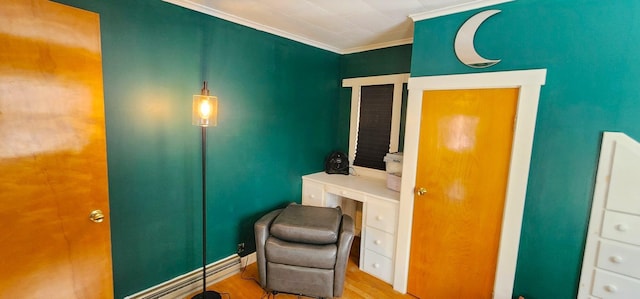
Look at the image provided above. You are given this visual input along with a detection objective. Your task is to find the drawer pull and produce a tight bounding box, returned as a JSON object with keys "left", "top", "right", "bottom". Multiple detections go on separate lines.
{"left": 610, "top": 255, "right": 623, "bottom": 263}
{"left": 604, "top": 284, "right": 617, "bottom": 293}
{"left": 310, "top": 194, "right": 316, "bottom": 199}
{"left": 374, "top": 240, "right": 382, "bottom": 245}
{"left": 615, "top": 224, "right": 629, "bottom": 232}
{"left": 376, "top": 215, "right": 383, "bottom": 221}
{"left": 373, "top": 263, "right": 380, "bottom": 269}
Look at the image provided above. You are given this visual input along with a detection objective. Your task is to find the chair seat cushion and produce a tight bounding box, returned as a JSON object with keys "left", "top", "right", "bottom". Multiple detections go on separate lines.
{"left": 270, "top": 204, "right": 342, "bottom": 245}
{"left": 265, "top": 237, "right": 337, "bottom": 269}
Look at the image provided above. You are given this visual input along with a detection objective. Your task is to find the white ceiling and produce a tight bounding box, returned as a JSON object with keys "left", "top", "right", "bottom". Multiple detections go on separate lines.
{"left": 163, "top": 0, "right": 512, "bottom": 54}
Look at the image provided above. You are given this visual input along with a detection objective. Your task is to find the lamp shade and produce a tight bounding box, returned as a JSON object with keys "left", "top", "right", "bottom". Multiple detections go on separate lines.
{"left": 192, "top": 94, "right": 218, "bottom": 127}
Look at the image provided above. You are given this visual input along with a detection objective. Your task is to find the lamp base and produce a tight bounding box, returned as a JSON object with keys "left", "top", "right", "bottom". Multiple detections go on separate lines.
{"left": 191, "top": 290, "right": 222, "bottom": 299}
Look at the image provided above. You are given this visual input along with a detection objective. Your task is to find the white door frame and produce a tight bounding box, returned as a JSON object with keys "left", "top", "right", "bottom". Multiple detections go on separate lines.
{"left": 394, "top": 69, "right": 547, "bottom": 298}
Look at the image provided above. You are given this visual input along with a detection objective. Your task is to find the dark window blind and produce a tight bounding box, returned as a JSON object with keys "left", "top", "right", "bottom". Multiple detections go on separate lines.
{"left": 353, "top": 84, "right": 394, "bottom": 170}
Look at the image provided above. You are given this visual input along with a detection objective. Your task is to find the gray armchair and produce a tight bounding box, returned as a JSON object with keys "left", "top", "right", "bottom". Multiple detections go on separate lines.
{"left": 254, "top": 203, "right": 355, "bottom": 298}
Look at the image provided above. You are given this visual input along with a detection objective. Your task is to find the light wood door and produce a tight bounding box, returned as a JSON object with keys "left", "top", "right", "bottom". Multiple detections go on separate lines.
{"left": 0, "top": 1, "right": 113, "bottom": 298}
{"left": 407, "top": 88, "right": 518, "bottom": 298}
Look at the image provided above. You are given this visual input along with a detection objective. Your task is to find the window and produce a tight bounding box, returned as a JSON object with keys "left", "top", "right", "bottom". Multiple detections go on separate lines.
{"left": 354, "top": 84, "right": 394, "bottom": 170}
{"left": 343, "top": 74, "right": 409, "bottom": 177}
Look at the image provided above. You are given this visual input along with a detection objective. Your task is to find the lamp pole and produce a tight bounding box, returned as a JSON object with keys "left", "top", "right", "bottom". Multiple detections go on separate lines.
{"left": 192, "top": 82, "right": 221, "bottom": 299}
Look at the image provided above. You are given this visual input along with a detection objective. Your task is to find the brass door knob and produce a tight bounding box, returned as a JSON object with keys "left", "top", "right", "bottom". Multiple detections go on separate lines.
{"left": 416, "top": 187, "right": 427, "bottom": 196}
{"left": 89, "top": 210, "right": 105, "bottom": 223}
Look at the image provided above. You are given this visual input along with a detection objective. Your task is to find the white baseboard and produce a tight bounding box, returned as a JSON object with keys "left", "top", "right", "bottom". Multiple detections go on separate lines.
{"left": 241, "top": 252, "right": 257, "bottom": 267}
{"left": 125, "top": 252, "right": 257, "bottom": 299}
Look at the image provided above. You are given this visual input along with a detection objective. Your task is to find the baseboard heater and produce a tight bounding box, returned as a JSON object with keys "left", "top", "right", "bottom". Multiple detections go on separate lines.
{"left": 125, "top": 254, "right": 242, "bottom": 299}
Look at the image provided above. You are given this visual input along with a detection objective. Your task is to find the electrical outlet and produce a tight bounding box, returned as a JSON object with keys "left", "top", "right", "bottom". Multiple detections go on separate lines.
{"left": 237, "top": 242, "right": 245, "bottom": 254}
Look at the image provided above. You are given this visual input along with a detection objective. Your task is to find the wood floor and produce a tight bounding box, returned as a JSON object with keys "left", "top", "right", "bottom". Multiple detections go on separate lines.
{"left": 195, "top": 246, "right": 416, "bottom": 299}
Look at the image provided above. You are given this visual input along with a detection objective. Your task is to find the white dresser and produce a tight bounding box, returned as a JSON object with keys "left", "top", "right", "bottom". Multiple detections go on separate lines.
{"left": 301, "top": 172, "right": 400, "bottom": 284}
{"left": 578, "top": 133, "right": 640, "bottom": 299}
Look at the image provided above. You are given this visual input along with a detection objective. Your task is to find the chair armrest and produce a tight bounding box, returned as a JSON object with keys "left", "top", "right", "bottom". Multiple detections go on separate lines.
{"left": 334, "top": 214, "right": 355, "bottom": 297}
{"left": 254, "top": 209, "right": 282, "bottom": 288}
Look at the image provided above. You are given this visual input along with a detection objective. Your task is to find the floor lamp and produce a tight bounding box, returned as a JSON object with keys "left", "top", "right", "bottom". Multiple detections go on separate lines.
{"left": 192, "top": 81, "right": 222, "bottom": 299}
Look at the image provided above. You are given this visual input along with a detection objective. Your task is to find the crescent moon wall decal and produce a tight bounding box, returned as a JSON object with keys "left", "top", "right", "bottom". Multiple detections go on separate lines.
{"left": 454, "top": 9, "right": 501, "bottom": 68}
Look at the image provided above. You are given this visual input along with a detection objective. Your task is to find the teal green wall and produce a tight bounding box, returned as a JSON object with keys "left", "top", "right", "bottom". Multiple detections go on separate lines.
{"left": 341, "top": 45, "right": 413, "bottom": 79}
{"left": 55, "top": 0, "right": 339, "bottom": 297}
{"left": 411, "top": 1, "right": 640, "bottom": 298}
{"left": 338, "top": 45, "right": 413, "bottom": 152}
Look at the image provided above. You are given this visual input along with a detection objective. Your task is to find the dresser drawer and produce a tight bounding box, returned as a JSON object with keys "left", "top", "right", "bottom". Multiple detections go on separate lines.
{"left": 302, "top": 180, "right": 324, "bottom": 207}
{"left": 365, "top": 199, "right": 398, "bottom": 234}
{"left": 602, "top": 211, "right": 640, "bottom": 246}
{"left": 592, "top": 269, "right": 640, "bottom": 299}
{"left": 325, "top": 185, "right": 365, "bottom": 202}
{"left": 597, "top": 241, "right": 640, "bottom": 280}
{"left": 364, "top": 226, "right": 395, "bottom": 258}
{"left": 604, "top": 142, "right": 640, "bottom": 216}
{"left": 363, "top": 249, "right": 393, "bottom": 283}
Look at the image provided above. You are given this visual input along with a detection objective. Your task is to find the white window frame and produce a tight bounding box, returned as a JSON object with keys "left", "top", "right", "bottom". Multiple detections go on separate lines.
{"left": 342, "top": 73, "right": 409, "bottom": 179}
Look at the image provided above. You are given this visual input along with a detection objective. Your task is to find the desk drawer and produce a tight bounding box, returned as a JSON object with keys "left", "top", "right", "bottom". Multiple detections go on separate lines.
{"left": 592, "top": 269, "right": 640, "bottom": 299}
{"left": 325, "top": 185, "right": 365, "bottom": 202}
{"left": 366, "top": 199, "right": 398, "bottom": 234}
{"left": 364, "top": 226, "right": 395, "bottom": 258}
{"left": 302, "top": 180, "right": 324, "bottom": 207}
{"left": 597, "top": 241, "right": 640, "bottom": 279}
{"left": 363, "top": 249, "right": 393, "bottom": 283}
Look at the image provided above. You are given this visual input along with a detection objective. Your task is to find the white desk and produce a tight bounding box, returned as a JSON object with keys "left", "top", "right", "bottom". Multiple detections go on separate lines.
{"left": 302, "top": 172, "right": 399, "bottom": 284}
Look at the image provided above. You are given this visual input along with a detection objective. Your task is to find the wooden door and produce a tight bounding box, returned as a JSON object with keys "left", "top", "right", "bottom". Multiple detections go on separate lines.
{"left": 407, "top": 88, "right": 518, "bottom": 298}
{"left": 0, "top": 1, "right": 113, "bottom": 298}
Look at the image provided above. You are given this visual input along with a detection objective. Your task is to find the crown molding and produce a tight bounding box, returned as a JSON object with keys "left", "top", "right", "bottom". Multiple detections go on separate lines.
{"left": 163, "top": 0, "right": 342, "bottom": 53}
{"left": 410, "top": 0, "right": 514, "bottom": 22}
{"left": 165, "top": 0, "right": 502, "bottom": 54}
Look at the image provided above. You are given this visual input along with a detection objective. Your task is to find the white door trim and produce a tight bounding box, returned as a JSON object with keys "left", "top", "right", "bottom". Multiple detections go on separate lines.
{"left": 394, "top": 69, "right": 547, "bottom": 298}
